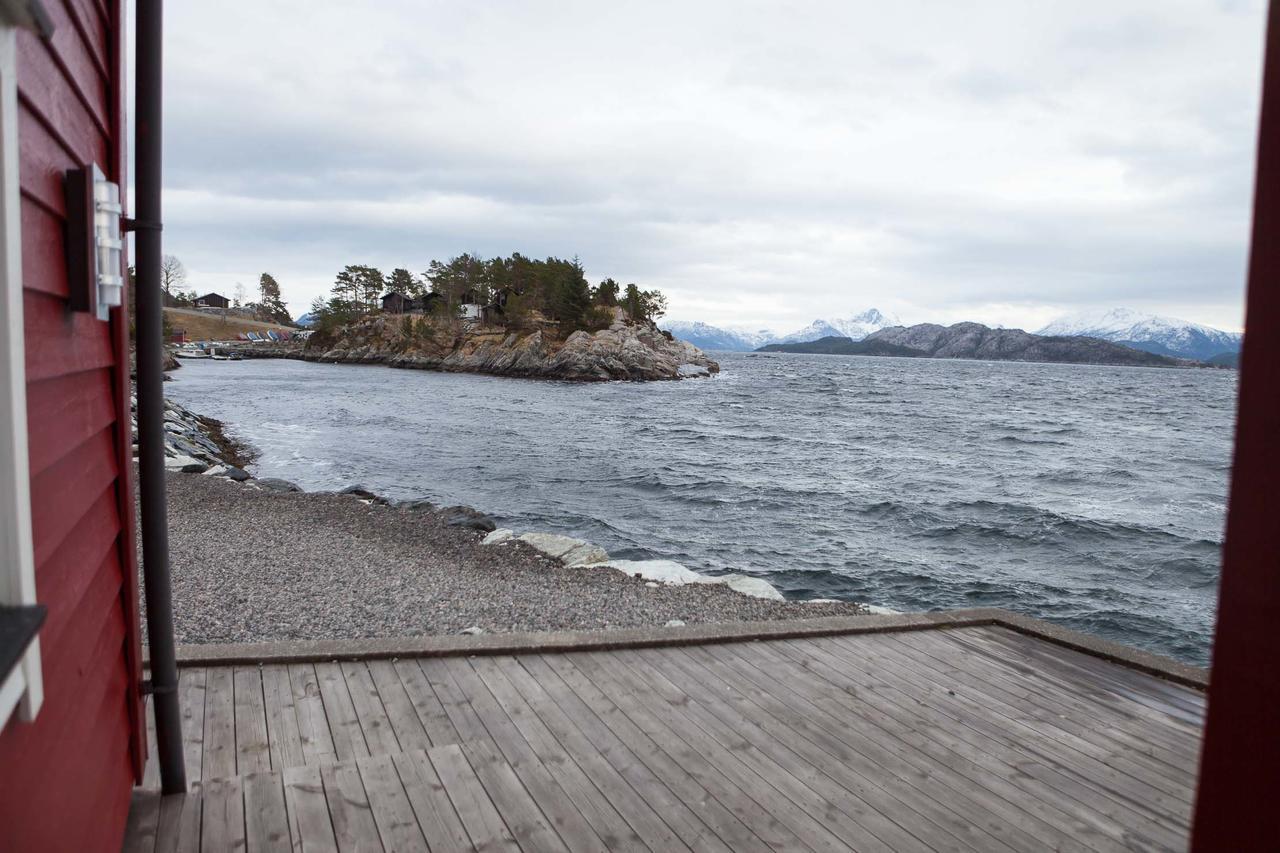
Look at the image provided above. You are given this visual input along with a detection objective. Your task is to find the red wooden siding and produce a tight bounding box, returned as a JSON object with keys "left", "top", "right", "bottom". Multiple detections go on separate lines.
{"left": 0, "top": 2, "right": 143, "bottom": 851}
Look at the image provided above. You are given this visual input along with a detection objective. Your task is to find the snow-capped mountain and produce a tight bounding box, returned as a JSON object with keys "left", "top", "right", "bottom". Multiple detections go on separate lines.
{"left": 659, "top": 321, "right": 777, "bottom": 352}
{"left": 663, "top": 309, "right": 900, "bottom": 351}
{"left": 774, "top": 309, "right": 901, "bottom": 345}
{"left": 1036, "top": 308, "right": 1241, "bottom": 362}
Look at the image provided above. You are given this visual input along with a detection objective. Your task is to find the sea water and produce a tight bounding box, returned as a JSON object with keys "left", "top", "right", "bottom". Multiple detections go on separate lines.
{"left": 166, "top": 353, "right": 1235, "bottom": 665}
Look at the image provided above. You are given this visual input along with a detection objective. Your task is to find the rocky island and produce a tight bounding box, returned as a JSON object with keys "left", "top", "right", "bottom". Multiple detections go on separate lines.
{"left": 299, "top": 307, "right": 719, "bottom": 381}
{"left": 234, "top": 253, "right": 720, "bottom": 381}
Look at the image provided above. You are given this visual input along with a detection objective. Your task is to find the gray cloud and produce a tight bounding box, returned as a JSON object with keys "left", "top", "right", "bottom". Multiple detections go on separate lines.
{"left": 153, "top": 0, "right": 1265, "bottom": 332}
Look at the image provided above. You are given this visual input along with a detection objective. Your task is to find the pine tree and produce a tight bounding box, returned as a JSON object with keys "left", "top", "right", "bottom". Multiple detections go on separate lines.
{"left": 387, "top": 268, "right": 420, "bottom": 296}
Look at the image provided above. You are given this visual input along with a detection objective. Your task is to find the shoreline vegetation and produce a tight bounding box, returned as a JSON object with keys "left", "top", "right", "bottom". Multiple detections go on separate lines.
{"left": 144, "top": 393, "right": 872, "bottom": 644}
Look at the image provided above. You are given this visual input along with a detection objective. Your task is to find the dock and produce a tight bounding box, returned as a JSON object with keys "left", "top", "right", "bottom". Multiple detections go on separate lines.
{"left": 121, "top": 612, "right": 1205, "bottom": 852}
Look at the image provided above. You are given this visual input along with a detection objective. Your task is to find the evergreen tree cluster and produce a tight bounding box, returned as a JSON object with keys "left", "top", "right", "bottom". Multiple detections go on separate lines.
{"left": 308, "top": 254, "right": 667, "bottom": 336}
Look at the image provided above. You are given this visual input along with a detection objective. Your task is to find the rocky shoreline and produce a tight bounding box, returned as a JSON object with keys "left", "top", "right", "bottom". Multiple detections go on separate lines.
{"left": 144, "top": 395, "right": 873, "bottom": 643}
{"left": 221, "top": 311, "right": 721, "bottom": 382}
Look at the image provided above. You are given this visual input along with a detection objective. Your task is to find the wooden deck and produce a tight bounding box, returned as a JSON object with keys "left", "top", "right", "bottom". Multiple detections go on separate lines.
{"left": 121, "top": 625, "right": 1205, "bottom": 852}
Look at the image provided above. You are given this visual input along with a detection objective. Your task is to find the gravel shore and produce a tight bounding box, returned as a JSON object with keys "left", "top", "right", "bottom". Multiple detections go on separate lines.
{"left": 157, "top": 471, "right": 868, "bottom": 645}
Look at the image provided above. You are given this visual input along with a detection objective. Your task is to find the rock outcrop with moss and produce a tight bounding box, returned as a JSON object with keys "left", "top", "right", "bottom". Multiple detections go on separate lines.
{"left": 298, "top": 309, "right": 719, "bottom": 381}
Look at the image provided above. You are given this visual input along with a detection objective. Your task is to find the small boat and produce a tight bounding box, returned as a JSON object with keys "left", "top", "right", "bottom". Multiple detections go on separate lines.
{"left": 173, "top": 345, "right": 210, "bottom": 359}
{"left": 208, "top": 347, "right": 241, "bottom": 361}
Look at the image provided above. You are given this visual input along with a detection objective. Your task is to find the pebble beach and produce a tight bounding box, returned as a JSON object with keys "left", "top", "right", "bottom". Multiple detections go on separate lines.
{"left": 144, "top": 395, "right": 869, "bottom": 645}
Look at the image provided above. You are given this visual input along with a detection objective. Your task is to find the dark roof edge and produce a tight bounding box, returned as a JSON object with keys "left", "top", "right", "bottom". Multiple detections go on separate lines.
{"left": 153, "top": 607, "right": 1209, "bottom": 689}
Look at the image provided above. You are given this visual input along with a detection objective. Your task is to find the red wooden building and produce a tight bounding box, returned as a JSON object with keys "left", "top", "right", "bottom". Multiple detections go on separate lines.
{"left": 0, "top": 1, "right": 144, "bottom": 851}
{"left": 0, "top": 1, "right": 1277, "bottom": 851}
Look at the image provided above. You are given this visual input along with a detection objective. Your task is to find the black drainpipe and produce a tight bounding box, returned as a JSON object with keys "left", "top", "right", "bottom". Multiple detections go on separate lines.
{"left": 134, "top": 0, "right": 185, "bottom": 795}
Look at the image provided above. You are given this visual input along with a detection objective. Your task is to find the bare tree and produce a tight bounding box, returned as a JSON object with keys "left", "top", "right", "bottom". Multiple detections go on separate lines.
{"left": 233, "top": 281, "right": 246, "bottom": 308}
{"left": 160, "top": 254, "right": 186, "bottom": 297}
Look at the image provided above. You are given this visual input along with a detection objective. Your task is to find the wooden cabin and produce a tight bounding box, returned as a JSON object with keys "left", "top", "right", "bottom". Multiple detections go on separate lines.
{"left": 194, "top": 292, "right": 228, "bottom": 309}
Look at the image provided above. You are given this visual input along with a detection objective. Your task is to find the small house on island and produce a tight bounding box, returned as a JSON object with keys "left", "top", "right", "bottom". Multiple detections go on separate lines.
{"left": 194, "top": 292, "right": 229, "bottom": 309}
{"left": 380, "top": 291, "right": 442, "bottom": 315}
{"left": 2, "top": 1, "right": 1280, "bottom": 850}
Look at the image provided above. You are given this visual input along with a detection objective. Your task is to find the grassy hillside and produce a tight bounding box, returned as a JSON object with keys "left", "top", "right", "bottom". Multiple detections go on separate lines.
{"left": 165, "top": 307, "right": 296, "bottom": 342}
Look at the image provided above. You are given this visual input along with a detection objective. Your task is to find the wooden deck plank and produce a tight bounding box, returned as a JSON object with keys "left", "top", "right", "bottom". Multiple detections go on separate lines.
{"left": 319, "top": 761, "right": 383, "bottom": 852}
{"left": 469, "top": 656, "right": 657, "bottom": 851}
{"left": 767, "top": 635, "right": 1172, "bottom": 851}
{"left": 314, "top": 662, "right": 370, "bottom": 762}
{"left": 155, "top": 792, "right": 202, "bottom": 853}
{"left": 671, "top": 643, "right": 1043, "bottom": 853}
{"left": 495, "top": 655, "right": 735, "bottom": 853}
{"left": 180, "top": 668, "right": 208, "bottom": 787}
{"left": 427, "top": 743, "right": 519, "bottom": 852}
{"left": 524, "top": 654, "right": 770, "bottom": 853}
{"left": 263, "top": 664, "right": 307, "bottom": 772}
{"left": 961, "top": 627, "right": 1206, "bottom": 728}
{"left": 441, "top": 657, "right": 599, "bottom": 851}
{"left": 392, "top": 749, "right": 473, "bottom": 851}
{"left": 282, "top": 763, "right": 338, "bottom": 853}
{"left": 391, "top": 658, "right": 461, "bottom": 747}
{"left": 340, "top": 661, "right": 402, "bottom": 757}
{"left": 627, "top": 646, "right": 972, "bottom": 853}
{"left": 235, "top": 667, "right": 273, "bottom": 775}
{"left": 356, "top": 753, "right": 429, "bottom": 852}
{"left": 203, "top": 667, "right": 238, "bottom": 781}
{"left": 366, "top": 660, "right": 433, "bottom": 754}
{"left": 200, "top": 776, "right": 246, "bottom": 853}
{"left": 567, "top": 649, "right": 855, "bottom": 853}
{"left": 775, "top": 636, "right": 1188, "bottom": 850}
{"left": 700, "top": 640, "right": 1096, "bottom": 853}
{"left": 288, "top": 664, "right": 338, "bottom": 766}
{"left": 984, "top": 627, "right": 1206, "bottom": 716}
{"left": 123, "top": 790, "right": 160, "bottom": 853}
{"left": 126, "top": 626, "right": 1204, "bottom": 853}
{"left": 936, "top": 630, "right": 1201, "bottom": 785}
{"left": 143, "top": 696, "right": 161, "bottom": 791}
{"left": 415, "top": 658, "right": 494, "bottom": 746}
{"left": 942, "top": 628, "right": 1204, "bottom": 747}
{"left": 459, "top": 738, "right": 570, "bottom": 853}
{"left": 244, "top": 771, "right": 292, "bottom": 853}
{"left": 885, "top": 631, "right": 1196, "bottom": 804}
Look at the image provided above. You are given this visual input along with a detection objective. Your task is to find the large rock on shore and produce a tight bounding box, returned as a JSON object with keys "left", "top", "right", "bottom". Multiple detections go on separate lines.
{"left": 283, "top": 311, "right": 720, "bottom": 382}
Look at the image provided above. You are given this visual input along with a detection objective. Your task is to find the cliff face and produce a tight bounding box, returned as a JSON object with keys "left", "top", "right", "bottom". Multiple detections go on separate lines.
{"left": 302, "top": 312, "right": 720, "bottom": 381}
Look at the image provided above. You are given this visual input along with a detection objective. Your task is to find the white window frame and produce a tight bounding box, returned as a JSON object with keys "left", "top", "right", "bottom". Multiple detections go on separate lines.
{"left": 0, "top": 25, "right": 42, "bottom": 726}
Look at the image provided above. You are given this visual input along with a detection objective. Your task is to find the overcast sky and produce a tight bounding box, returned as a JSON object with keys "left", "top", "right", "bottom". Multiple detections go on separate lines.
{"left": 153, "top": 1, "right": 1265, "bottom": 333}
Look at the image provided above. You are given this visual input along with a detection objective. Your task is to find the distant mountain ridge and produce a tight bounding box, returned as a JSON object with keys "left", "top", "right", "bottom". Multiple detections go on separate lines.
{"left": 760, "top": 322, "right": 1187, "bottom": 368}
{"left": 663, "top": 308, "right": 899, "bottom": 351}
{"left": 1036, "top": 308, "right": 1241, "bottom": 362}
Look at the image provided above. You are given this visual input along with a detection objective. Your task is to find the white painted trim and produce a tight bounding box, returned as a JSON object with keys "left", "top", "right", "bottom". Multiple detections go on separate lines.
{"left": 0, "top": 26, "right": 42, "bottom": 726}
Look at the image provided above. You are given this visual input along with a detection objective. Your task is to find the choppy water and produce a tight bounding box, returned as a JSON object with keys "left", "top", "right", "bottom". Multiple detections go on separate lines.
{"left": 166, "top": 354, "right": 1236, "bottom": 665}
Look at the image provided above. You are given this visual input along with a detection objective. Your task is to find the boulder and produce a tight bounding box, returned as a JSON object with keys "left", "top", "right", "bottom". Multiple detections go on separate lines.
{"left": 164, "top": 455, "right": 208, "bottom": 474}
{"left": 516, "top": 532, "right": 609, "bottom": 567}
{"left": 481, "top": 528, "right": 515, "bottom": 545}
{"left": 257, "top": 478, "right": 303, "bottom": 492}
{"left": 340, "top": 485, "right": 380, "bottom": 500}
{"left": 222, "top": 466, "right": 252, "bottom": 482}
{"left": 602, "top": 559, "right": 709, "bottom": 585}
{"left": 721, "top": 574, "right": 785, "bottom": 601}
{"left": 439, "top": 506, "right": 497, "bottom": 532}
